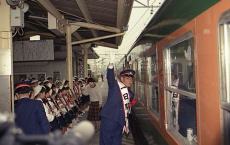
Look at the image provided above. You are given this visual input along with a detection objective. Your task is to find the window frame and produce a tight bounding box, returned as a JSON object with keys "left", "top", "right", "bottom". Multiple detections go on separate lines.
{"left": 164, "top": 32, "right": 196, "bottom": 99}
{"left": 163, "top": 32, "right": 197, "bottom": 144}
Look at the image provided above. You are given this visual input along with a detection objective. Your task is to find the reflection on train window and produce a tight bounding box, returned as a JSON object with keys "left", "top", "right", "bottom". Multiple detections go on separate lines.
{"left": 138, "top": 60, "right": 142, "bottom": 81}
{"left": 133, "top": 61, "right": 138, "bottom": 95}
{"left": 165, "top": 36, "right": 197, "bottom": 143}
{"left": 219, "top": 11, "right": 230, "bottom": 145}
{"left": 137, "top": 59, "right": 146, "bottom": 103}
{"left": 220, "top": 20, "right": 230, "bottom": 103}
{"left": 139, "top": 83, "right": 145, "bottom": 102}
{"left": 148, "top": 52, "right": 160, "bottom": 114}
{"left": 169, "top": 39, "right": 195, "bottom": 93}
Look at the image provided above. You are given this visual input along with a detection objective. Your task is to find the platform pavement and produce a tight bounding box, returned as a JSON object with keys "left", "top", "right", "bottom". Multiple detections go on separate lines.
{"left": 74, "top": 108, "right": 135, "bottom": 145}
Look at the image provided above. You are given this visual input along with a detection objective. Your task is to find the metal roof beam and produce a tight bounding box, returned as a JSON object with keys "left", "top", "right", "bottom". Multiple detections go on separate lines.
{"left": 71, "top": 25, "right": 80, "bottom": 34}
{"left": 72, "top": 32, "right": 89, "bottom": 50}
{"left": 70, "top": 22, "right": 121, "bottom": 33}
{"left": 75, "top": 0, "right": 98, "bottom": 37}
{"left": 72, "top": 32, "right": 83, "bottom": 40}
{"left": 72, "top": 33, "right": 125, "bottom": 45}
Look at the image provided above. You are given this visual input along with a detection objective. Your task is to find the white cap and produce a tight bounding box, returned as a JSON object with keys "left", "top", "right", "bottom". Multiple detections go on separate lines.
{"left": 47, "top": 82, "right": 52, "bottom": 88}
{"left": 43, "top": 80, "right": 49, "bottom": 84}
{"left": 31, "top": 79, "right": 38, "bottom": 84}
{"left": 59, "top": 85, "right": 64, "bottom": 90}
{"left": 33, "top": 85, "right": 42, "bottom": 97}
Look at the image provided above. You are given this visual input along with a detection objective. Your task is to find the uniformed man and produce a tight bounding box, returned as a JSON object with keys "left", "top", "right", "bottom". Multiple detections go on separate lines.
{"left": 100, "top": 64, "right": 136, "bottom": 145}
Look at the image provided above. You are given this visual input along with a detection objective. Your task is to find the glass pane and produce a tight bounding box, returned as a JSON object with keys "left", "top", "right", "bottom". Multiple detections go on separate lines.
{"left": 150, "top": 53, "right": 160, "bottom": 114}
{"left": 138, "top": 60, "right": 142, "bottom": 81}
{"left": 152, "top": 85, "right": 159, "bottom": 112}
{"left": 166, "top": 90, "right": 197, "bottom": 141}
{"left": 220, "top": 23, "right": 230, "bottom": 103}
{"left": 152, "top": 55, "right": 158, "bottom": 84}
{"left": 219, "top": 24, "right": 227, "bottom": 103}
{"left": 165, "top": 37, "right": 197, "bottom": 143}
{"left": 170, "top": 39, "right": 196, "bottom": 93}
{"left": 219, "top": 15, "right": 230, "bottom": 145}
{"left": 139, "top": 83, "right": 145, "bottom": 102}
{"left": 141, "top": 59, "right": 146, "bottom": 81}
{"left": 147, "top": 57, "right": 152, "bottom": 83}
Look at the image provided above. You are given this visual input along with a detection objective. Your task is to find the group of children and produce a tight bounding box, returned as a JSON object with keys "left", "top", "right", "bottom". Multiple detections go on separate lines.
{"left": 14, "top": 76, "right": 107, "bottom": 135}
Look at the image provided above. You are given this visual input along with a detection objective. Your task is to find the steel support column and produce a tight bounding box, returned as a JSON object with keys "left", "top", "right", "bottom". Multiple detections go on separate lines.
{"left": 83, "top": 46, "right": 88, "bottom": 78}
{"left": 0, "top": 1, "right": 14, "bottom": 112}
{"left": 65, "top": 24, "right": 73, "bottom": 89}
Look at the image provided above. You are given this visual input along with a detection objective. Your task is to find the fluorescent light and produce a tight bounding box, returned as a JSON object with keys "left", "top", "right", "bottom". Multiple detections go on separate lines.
{"left": 30, "top": 35, "right": 40, "bottom": 41}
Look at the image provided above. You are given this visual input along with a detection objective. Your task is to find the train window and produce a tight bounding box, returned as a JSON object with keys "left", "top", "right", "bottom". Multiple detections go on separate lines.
{"left": 138, "top": 60, "right": 142, "bottom": 81}
{"left": 147, "top": 52, "right": 160, "bottom": 114}
{"left": 164, "top": 34, "right": 197, "bottom": 144}
{"left": 169, "top": 39, "right": 195, "bottom": 93}
{"left": 141, "top": 58, "right": 146, "bottom": 81}
{"left": 219, "top": 14, "right": 230, "bottom": 103}
{"left": 219, "top": 11, "right": 230, "bottom": 145}
{"left": 139, "top": 83, "right": 145, "bottom": 102}
{"left": 136, "top": 59, "right": 145, "bottom": 102}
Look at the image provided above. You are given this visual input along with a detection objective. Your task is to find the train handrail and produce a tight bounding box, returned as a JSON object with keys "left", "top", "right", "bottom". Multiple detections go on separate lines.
{"left": 165, "top": 86, "right": 196, "bottom": 99}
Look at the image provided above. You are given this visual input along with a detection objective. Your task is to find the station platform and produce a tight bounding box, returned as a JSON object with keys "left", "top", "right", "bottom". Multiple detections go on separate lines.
{"left": 78, "top": 103, "right": 168, "bottom": 145}
{"left": 76, "top": 108, "right": 135, "bottom": 145}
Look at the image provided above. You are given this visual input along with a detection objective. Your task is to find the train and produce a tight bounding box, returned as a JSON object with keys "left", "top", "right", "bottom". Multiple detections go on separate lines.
{"left": 120, "top": 0, "right": 230, "bottom": 145}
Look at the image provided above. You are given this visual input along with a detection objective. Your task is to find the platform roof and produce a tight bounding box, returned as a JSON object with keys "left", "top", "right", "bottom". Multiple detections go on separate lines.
{"left": 133, "top": 0, "right": 219, "bottom": 47}
{"left": 14, "top": 0, "right": 134, "bottom": 59}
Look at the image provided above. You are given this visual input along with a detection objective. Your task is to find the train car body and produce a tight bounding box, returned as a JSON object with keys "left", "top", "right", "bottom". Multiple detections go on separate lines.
{"left": 125, "top": 0, "right": 230, "bottom": 145}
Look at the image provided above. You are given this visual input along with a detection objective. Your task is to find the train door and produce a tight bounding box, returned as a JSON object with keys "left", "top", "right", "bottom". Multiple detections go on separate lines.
{"left": 164, "top": 33, "right": 197, "bottom": 144}
{"left": 219, "top": 10, "right": 230, "bottom": 145}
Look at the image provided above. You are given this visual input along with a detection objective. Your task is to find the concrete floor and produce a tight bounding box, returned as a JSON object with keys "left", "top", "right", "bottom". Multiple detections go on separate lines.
{"left": 87, "top": 130, "right": 135, "bottom": 145}
{"left": 75, "top": 109, "right": 135, "bottom": 145}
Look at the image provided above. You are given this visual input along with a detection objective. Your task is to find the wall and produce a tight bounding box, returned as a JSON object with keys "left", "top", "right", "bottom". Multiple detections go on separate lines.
{"left": 14, "top": 61, "right": 67, "bottom": 81}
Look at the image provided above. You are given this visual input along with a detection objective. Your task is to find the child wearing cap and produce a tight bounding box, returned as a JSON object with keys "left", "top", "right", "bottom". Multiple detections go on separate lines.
{"left": 33, "top": 85, "right": 55, "bottom": 123}
{"left": 14, "top": 83, "right": 50, "bottom": 135}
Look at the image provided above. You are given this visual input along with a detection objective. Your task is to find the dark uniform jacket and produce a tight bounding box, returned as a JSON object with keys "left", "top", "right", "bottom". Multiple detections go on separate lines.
{"left": 100, "top": 67, "right": 134, "bottom": 126}
{"left": 15, "top": 98, "right": 50, "bottom": 135}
